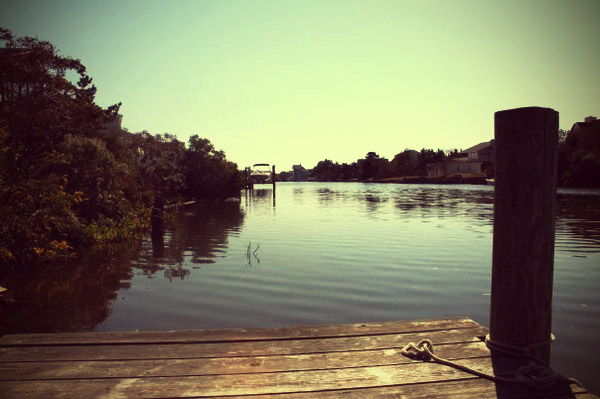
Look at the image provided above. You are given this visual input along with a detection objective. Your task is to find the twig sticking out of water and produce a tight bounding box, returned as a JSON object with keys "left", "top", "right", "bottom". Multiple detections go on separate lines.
{"left": 246, "top": 242, "right": 261, "bottom": 266}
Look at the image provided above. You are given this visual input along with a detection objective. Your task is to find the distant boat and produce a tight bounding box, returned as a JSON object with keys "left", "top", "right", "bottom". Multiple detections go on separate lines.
{"left": 251, "top": 163, "right": 271, "bottom": 184}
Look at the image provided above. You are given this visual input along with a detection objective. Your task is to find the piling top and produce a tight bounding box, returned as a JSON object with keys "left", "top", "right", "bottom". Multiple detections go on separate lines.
{"left": 495, "top": 106, "right": 557, "bottom": 116}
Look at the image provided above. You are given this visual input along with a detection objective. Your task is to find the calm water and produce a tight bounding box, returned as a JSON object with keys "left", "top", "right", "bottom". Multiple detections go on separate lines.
{"left": 1, "top": 182, "right": 599, "bottom": 392}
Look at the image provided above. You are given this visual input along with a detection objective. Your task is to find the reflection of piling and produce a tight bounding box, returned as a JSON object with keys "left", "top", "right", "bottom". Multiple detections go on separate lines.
{"left": 151, "top": 198, "right": 165, "bottom": 239}
{"left": 490, "top": 107, "right": 558, "bottom": 363}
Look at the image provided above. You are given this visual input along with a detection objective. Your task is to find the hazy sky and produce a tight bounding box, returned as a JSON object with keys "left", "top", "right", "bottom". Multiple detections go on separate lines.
{"left": 2, "top": 0, "right": 599, "bottom": 170}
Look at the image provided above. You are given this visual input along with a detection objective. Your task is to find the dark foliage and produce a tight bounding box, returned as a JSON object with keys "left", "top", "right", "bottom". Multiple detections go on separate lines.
{"left": 558, "top": 124, "right": 600, "bottom": 187}
{"left": 0, "top": 28, "right": 242, "bottom": 269}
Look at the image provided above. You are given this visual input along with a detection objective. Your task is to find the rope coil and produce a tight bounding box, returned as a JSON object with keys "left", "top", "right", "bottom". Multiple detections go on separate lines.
{"left": 399, "top": 338, "right": 581, "bottom": 391}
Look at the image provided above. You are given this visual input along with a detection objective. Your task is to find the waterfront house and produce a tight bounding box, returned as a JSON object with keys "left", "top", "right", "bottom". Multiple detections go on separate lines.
{"left": 570, "top": 116, "right": 600, "bottom": 135}
{"left": 427, "top": 140, "right": 495, "bottom": 178}
{"left": 292, "top": 164, "right": 308, "bottom": 181}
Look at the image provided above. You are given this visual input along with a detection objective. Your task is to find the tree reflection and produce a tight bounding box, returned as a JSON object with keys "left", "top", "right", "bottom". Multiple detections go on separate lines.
{"left": 0, "top": 200, "right": 245, "bottom": 334}
{"left": 556, "top": 194, "right": 600, "bottom": 253}
{"left": 164, "top": 263, "right": 191, "bottom": 281}
{"left": 244, "top": 188, "right": 275, "bottom": 209}
{"left": 0, "top": 243, "right": 140, "bottom": 334}
{"left": 394, "top": 187, "right": 494, "bottom": 222}
{"left": 362, "top": 191, "right": 387, "bottom": 213}
{"left": 135, "top": 200, "right": 244, "bottom": 276}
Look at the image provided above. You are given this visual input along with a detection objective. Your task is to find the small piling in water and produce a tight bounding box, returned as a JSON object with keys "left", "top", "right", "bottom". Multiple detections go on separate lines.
{"left": 271, "top": 165, "right": 276, "bottom": 190}
{"left": 244, "top": 167, "right": 253, "bottom": 190}
{"left": 489, "top": 106, "right": 559, "bottom": 363}
{"left": 150, "top": 197, "right": 165, "bottom": 239}
{"left": 271, "top": 165, "right": 276, "bottom": 206}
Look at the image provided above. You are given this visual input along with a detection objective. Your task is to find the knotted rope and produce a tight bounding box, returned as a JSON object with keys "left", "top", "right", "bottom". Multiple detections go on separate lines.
{"left": 400, "top": 338, "right": 582, "bottom": 391}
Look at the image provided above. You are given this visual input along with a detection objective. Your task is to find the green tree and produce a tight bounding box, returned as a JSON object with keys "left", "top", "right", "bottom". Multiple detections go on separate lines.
{"left": 416, "top": 149, "right": 446, "bottom": 175}
{"left": 358, "top": 152, "right": 390, "bottom": 180}
{"left": 311, "top": 159, "right": 338, "bottom": 181}
{"left": 185, "top": 135, "right": 242, "bottom": 198}
{"left": 133, "top": 132, "right": 186, "bottom": 201}
{"left": 391, "top": 149, "right": 419, "bottom": 176}
{"left": 558, "top": 121, "right": 600, "bottom": 187}
{"left": 60, "top": 135, "right": 135, "bottom": 222}
{"left": 0, "top": 27, "right": 129, "bottom": 267}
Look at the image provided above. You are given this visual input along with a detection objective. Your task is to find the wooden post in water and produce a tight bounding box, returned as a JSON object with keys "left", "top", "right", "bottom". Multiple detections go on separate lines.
{"left": 150, "top": 197, "right": 165, "bottom": 239}
{"left": 490, "top": 106, "right": 559, "bottom": 363}
{"left": 244, "top": 166, "right": 253, "bottom": 190}
{"left": 271, "top": 165, "right": 276, "bottom": 206}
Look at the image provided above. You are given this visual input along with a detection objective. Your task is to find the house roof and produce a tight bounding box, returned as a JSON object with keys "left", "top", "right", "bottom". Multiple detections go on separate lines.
{"left": 462, "top": 140, "right": 494, "bottom": 154}
{"left": 571, "top": 118, "right": 600, "bottom": 132}
{"left": 292, "top": 164, "right": 305, "bottom": 170}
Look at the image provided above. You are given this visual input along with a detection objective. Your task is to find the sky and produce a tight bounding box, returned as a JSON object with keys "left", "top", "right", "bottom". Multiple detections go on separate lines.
{"left": 1, "top": 0, "right": 599, "bottom": 171}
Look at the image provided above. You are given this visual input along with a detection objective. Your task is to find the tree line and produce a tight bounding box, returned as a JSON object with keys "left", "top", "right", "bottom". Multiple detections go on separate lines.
{"left": 304, "top": 148, "right": 460, "bottom": 182}
{"left": 558, "top": 126, "right": 600, "bottom": 187}
{"left": 0, "top": 28, "right": 243, "bottom": 269}
{"left": 301, "top": 128, "right": 599, "bottom": 186}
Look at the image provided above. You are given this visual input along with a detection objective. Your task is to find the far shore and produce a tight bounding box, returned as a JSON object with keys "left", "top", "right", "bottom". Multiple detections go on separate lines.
{"left": 371, "top": 174, "right": 488, "bottom": 185}
{"left": 283, "top": 174, "right": 490, "bottom": 185}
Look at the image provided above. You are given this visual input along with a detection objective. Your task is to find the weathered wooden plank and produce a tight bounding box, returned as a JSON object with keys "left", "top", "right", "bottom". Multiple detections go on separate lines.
{"left": 0, "top": 341, "right": 490, "bottom": 380}
{"left": 0, "top": 327, "right": 486, "bottom": 362}
{"left": 0, "top": 357, "right": 587, "bottom": 399}
{"left": 213, "top": 379, "right": 590, "bottom": 399}
{"left": 229, "top": 382, "right": 589, "bottom": 399}
{"left": 0, "top": 317, "right": 481, "bottom": 346}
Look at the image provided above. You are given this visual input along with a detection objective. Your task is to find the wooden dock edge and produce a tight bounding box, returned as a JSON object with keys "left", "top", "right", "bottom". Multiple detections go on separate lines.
{"left": 0, "top": 317, "right": 596, "bottom": 398}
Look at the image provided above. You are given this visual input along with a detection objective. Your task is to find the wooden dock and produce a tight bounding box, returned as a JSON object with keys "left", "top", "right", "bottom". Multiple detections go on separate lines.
{"left": 0, "top": 317, "right": 595, "bottom": 398}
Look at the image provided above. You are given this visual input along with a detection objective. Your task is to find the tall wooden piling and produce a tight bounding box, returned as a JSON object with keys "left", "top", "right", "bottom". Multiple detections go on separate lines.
{"left": 271, "top": 165, "right": 276, "bottom": 206}
{"left": 490, "top": 107, "right": 559, "bottom": 363}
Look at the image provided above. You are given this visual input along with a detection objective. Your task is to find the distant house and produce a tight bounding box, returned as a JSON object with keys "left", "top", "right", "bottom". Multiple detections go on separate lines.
{"left": 98, "top": 113, "right": 123, "bottom": 132}
{"left": 292, "top": 164, "right": 308, "bottom": 181}
{"left": 0, "top": 48, "right": 41, "bottom": 105}
{"left": 427, "top": 140, "right": 495, "bottom": 178}
{"left": 462, "top": 140, "right": 495, "bottom": 163}
{"left": 571, "top": 116, "right": 600, "bottom": 134}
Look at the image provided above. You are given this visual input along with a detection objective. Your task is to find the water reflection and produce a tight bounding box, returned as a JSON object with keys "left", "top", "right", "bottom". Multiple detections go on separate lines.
{"left": 2, "top": 184, "right": 599, "bottom": 339}
{"left": 151, "top": 235, "right": 165, "bottom": 258}
{"left": 135, "top": 200, "right": 245, "bottom": 276}
{"left": 392, "top": 186, "right": 494, "bottom": 221}
{"left": 556, "top": 194, "right": 600, "bottom": 254}
{"left": 316, "top": 187, "right": 335, "bottom": 202}
{"left": 309, "top": 184, "right": 497, "bottom": 221}
{"left": 164, "top": 264, "right": 191, "bottom": 281}
{"left": 245, "top": 188, "right": 275, "bottom": 208}
{"left": 0, "top": 243, "right": 140, "bottom": 334}
{"left": 0, "top": 200, "right": 245, "bottom": 334}
{"left": 362, "top": 191, "right": 387, "bottom": 213}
